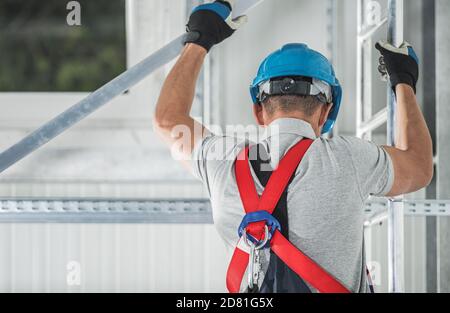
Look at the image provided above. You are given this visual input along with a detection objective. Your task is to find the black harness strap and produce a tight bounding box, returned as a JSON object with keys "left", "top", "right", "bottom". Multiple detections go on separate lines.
{"left": 249, "top": 144, "right": 311, "bottom": 293}
{"left": 249, "top": 144, "right": 289, "bottom": 239}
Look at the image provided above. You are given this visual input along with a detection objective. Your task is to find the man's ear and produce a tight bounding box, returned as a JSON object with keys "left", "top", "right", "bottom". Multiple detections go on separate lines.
{"left": 253, "top": 104, "right": 265, "bottom": 126}
{"left": 319, "top": 103, "right": 334, "bottom": 128}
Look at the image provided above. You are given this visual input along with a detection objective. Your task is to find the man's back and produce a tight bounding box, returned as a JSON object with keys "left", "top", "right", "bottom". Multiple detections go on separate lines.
{"left": 154, "top": 2, "right": 432, "bottom": 292}
{"left": 192, "top": 118, "right": 394, "bottom": 292}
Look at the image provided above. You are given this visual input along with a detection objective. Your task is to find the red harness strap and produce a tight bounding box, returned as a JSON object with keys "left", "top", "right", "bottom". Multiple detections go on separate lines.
{"left": 226, "top": 139, "right": 350, "bottom": 293}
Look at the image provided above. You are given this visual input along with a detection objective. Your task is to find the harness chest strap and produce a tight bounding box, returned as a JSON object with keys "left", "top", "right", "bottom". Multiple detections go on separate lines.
{"left": 226, "top": 139, "right": 350, "bottom": 293}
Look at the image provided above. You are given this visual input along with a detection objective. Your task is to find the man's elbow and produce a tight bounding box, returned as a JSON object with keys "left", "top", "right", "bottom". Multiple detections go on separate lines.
{"left": 414, "top": 160, "right": 434, "bottom": 190}
{"left": 421, "top": 162, "right": 434, "bottom": 188}
{"left": 153, "top": 111, "right": 178, "bottom": 134}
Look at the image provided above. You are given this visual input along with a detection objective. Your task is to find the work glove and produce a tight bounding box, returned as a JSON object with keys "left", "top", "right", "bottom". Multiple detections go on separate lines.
{"left": 375, "top": 41, "right": 419, "bottom": 94}
{"left": 185, "top": 0, "right": 248, "bottom": 52}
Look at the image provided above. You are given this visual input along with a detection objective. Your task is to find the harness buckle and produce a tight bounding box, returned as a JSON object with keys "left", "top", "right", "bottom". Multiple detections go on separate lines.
{"left": 242, "top": 226, "right": 267, "bottom": 291}
{"left": 242, "top": 225, "right": 269, "bottom": 250}
{"left": 247, "top": 241, "right": 262, "bottom": 291}
{"left": 238, "top": 211, "right": 281, "bottom": 247}
{"left": 238, "top": 211, "right": 281, "bottom": 291}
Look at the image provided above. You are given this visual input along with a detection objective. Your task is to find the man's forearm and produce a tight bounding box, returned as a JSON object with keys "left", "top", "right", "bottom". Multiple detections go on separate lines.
{"left": 394, "top": 84, "right": 432, "bottom": 159}
{"left": 154, "top": 1, "right": 245, "bottom": 167}
{"left": 376, "top": 41, "right": 433, "bottom": 195}
{"left": 153, "top": 43, "right": 208, "bottom": 163}
{"left": 154, "top": 43, "right": 207, "bottom": 127}
{"left": 384, "top": 84, "right": 434, "bottom": 194}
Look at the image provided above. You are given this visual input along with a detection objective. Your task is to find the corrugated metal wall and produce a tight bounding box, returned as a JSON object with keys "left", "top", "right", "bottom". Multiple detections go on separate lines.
{"left": 0, "top": 223, "right": 228, "bottom": 292}
{"left": 365, "top": 218, "right": 427, "bottom": 292}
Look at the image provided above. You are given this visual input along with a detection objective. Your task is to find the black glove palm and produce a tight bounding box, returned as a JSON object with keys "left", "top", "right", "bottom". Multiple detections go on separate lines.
{"left": 186, "top": 0, "right": 247, "bottom": 52}
{"left": 375, "top": 41, "right": 419, "bottom": 93}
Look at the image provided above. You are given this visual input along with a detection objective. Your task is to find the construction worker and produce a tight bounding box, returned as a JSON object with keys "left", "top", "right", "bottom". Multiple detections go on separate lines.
{"left": 154, "top": 0, "right": 433, "bottom": 293}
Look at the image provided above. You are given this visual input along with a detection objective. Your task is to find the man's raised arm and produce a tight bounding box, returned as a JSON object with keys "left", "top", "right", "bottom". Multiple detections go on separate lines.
{"left": 153, "top": 0, "right": 247, "bottom": 164}
{"left": 376, "top": 41, "right": 434, "bottom": 196}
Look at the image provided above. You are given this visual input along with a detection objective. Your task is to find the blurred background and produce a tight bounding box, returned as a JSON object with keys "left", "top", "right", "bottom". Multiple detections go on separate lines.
{"left": 0, "top": 0, "right": 448, "bottom": 293}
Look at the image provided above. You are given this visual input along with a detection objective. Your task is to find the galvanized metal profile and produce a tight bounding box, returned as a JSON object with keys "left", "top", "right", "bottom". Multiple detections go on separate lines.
{"left": 356, "top": 0, "right": 405, "bottom": 292}
{"left": 364, "top": 198, "right": 389, "bottom": 227}
{"left": 436, "top": 0, "right": 450, "bottom": 292}
{"left": 386, "top": 0, "right": 405, "bottom": 293}
{"left": 356, "top": 0, "right": 363, "bottom": 137}
{"left": 0, "top": 199, "right": 213, "bottom": 224}
{"left": 357, "top": 107, "right": 388, "bottom": 137}
{"left": 358, "top": 17, "right": 388, "bottom": 43}
{"left": 364, "top": 200, "right": 450, "bottom": 218}
{"left": 356, "top": 0, "right": 388, "bottom": 141}
{"left": 363, "top": 36, "right": 374, "bottom": 141}
{"left": 1, "top": 198, "right": 450, "bottom": 224}
{"left": 403, "top": 200, "right": 450, "bottom": 216}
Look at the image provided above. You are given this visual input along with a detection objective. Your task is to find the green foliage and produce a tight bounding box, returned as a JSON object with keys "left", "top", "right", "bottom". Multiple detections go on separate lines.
{"left": 0, "top": 0, "right": 126, "bottom": 92}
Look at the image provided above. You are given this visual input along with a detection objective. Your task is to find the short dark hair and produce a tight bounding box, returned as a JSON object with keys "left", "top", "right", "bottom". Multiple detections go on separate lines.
{"left": 261, "top": 95, "right": 325, "bottom": 117}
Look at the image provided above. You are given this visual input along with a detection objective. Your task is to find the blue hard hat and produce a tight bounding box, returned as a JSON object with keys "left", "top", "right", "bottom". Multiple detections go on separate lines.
{"left": 250, "top": 43, "right": 342, "bottom": 134}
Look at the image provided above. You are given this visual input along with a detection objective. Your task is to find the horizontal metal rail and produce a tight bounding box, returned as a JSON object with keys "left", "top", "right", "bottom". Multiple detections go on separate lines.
{"left": 0, "top": 199, "right": 213, "bottom": 224}
{"left": 358, "top": 17, "right": 388, "bottom": 42}
{"left": 357, "top": 107, "right": 388, "bottom": 137}
{"left": 1, "top": 198, "right": 449, "bottom": 224}
{"left": 364, "top": 199, "right": 450, "bottom": 227}
{"left": 364, "top": 210, "right": 389, "bottom": 227}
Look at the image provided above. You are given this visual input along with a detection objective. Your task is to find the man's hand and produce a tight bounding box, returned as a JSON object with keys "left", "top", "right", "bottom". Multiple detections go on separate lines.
{"left": 376, "top": 41, "right": 419, "bottom": 94}
{"left": 185, "top": 0, "right": 248, "bottom": 52}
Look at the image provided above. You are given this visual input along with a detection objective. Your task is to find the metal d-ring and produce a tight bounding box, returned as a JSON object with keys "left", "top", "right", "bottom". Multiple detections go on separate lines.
{"left": 242, "top": 225, "right": 269, "bottom": 250}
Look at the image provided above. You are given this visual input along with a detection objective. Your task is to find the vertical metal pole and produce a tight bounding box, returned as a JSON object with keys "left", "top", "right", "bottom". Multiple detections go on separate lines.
{"left": 363, "top": 36, "right": 373, "bottom": 142}
{"left": 326, "top": 0, "right": 338, "bottom": 138}
{"left": 387, "top": 0, "right": 405, "bottom": 293}
{"left": 436, "top": 0, "right": 450, "bottom": 293}
{"left": 422, "top": 0, "right": 437, "bottom": 293}
{"left": 356, "top": 0, "right": 363, "bottom": 138}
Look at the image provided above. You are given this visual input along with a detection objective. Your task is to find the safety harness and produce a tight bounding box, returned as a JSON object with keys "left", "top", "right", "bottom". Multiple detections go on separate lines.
{"left": 226, "top": 139, "right": 351, "bottom": 293}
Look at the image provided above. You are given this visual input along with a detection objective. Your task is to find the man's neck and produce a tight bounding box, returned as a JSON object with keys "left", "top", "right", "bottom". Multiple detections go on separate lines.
{"left": 265, "top": 113, "right": 320, "bottom": 137}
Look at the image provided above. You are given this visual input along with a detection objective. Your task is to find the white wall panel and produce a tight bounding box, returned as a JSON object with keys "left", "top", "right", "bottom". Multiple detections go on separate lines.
{"left": 0, "top": 223, "right": 229, "bottom": 293}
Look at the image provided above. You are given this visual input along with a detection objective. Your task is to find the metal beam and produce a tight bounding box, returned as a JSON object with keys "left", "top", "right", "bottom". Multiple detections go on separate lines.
{"left": 364, "top": 200, "right": 450, "bottom": 219}
{"left": 358, "top": 17, "right": 388, "bottom": 43}
{"left": 0, "top": 0, "right": 264, "bottom": 174}
{"left": 420, "top": 0, "right": 437, "bottom": 293}
{"left": 2, "top": 198, "right": 450, "bottom": 224}
{"left": 357, "top": 108, "right": 388, "bottom": 137}
{"left": 0, "top": 199, "right": 213, "bottom": 224}
{"left": 356, "top": 0, "right": 364, "bottom": 138}
{"left": 386, "top": 0, "right": 405, "bottom": 293}
{"left": 436, "top": 0, "right": 450, "bottom": 293}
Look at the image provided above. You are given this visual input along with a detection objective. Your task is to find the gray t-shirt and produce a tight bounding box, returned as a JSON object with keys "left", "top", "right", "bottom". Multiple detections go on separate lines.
{"left": 191, "top": 118, "right": 394, "bottom": 293}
